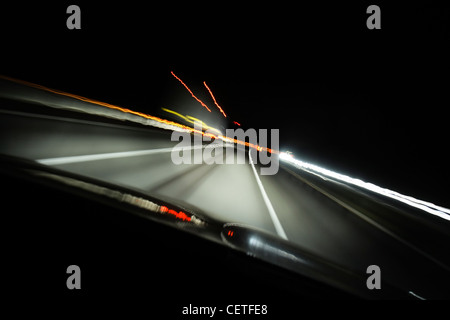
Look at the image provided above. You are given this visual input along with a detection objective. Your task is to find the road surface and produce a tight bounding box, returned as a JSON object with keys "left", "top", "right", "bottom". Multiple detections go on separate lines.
{"left": 1, "top": 81, "right": 450, "bottom": 299}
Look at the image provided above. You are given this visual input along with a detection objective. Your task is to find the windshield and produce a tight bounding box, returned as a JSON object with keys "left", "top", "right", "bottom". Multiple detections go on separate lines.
{"left": 1, "top": 73, "right": 450, "bottom": 301}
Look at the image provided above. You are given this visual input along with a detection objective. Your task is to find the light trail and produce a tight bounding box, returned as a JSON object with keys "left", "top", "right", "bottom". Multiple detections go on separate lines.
{"left": 170, "top": 71, "right": 211, "bottom": 112}
{"left": 6, "top": 74, "right": 446, "bottom": 228}
{"left": 161, "top": 107, "right": 222, "bottom": 135}
{"left": 203, "top": 81, "right": 227, "bottom": 117}
{"left": 0, "top": 74, "right": 276, "bottom": 155}
{"left": 160, "top": 205, "right": 191, "bottom": 222}
{"left": 0, "top": 75, "right": 195, "bottom": 133}
{"left": 279, "top": 152, "right": 450, "bottom": 222}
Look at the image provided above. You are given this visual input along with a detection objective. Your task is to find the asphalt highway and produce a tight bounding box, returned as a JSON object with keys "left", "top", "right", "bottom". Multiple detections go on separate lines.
{"left": 1, "top": 84, "right": 450, "bottom": 299}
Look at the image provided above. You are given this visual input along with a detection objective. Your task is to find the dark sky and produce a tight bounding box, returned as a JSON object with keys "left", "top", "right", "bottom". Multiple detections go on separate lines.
{"left": 1, "top": 2, "right": 449, "bottom": 207}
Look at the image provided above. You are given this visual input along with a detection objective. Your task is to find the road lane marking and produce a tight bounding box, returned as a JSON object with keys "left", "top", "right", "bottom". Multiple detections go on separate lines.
{"left": 36, "top": 145, "right": 205, "bottom": 166}
{"left": 249, "top": 150, "right": 288, "bottom": 240}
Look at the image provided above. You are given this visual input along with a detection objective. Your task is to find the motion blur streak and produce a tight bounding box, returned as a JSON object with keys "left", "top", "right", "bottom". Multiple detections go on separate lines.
{"left": 160, "top": 206, "right": 191, "bottom": 222}
{"left": 408, "top": 291, "right": 426, "bottom": 300}
{"left": 170, "top": 71, "right": 211, "bottom": 112}
{"left": 34, "top": 171, "right": 162, "bottom": 213}
{"left": 233, "top": 121, "right": 241, "bottom": 126}
{"left": 34, "top": 171, "right": 198, "bottom": 224}
{"left": 203, "top": 82, "right": 227, "bottom": 117}
{"left": 0, "top": 75, "right": 194, "bottom": 133}
{"left": 0, "top": 75, "right": 275, "bottom": 155}
{"left": 279, "top": 152, "right": 450, "bottom": 221}
{"left": 161, "top": 108, "right": 222, "bottom": 135}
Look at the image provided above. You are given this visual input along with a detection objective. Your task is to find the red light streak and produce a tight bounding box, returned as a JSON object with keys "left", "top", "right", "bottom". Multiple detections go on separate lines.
{"left": 160, "top": 205, "right": 191, "bottom": 221}
{"left": 233, "top": 121, "right": 241, "bottom": 127}
{"left": 0, "top": 75, "right": 278, "bottom": 156}
{"left": 170, "top": 71, "right": 211, "bottom": 112}
{"left": 203, "top": 81, "right": 227, "bottom": 118}
{"left": 168, "top": 209, "right": 191, "bottom": 221}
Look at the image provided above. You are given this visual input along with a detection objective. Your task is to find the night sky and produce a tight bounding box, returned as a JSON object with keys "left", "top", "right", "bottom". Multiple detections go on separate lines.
{"left": 2, "top": 2, "right": 449, "bottom": 207}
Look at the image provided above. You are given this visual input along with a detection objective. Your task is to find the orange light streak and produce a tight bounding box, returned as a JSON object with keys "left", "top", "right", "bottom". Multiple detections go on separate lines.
{"left": 170, "top": 71, "right": 211, "bottom": 112}
{"left": 0, "top": 74, "right": 197, "bottom": 132}
{"left": 0, "top": 75, "right": 278, "bottom": 155}
{"left": 203, "top": 81, "right": 227, "bottom": 118}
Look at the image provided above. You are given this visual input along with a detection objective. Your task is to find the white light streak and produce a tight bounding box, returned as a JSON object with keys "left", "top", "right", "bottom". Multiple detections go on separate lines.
{"left": 279, "top": 152, "right": 450, "bottom": 222}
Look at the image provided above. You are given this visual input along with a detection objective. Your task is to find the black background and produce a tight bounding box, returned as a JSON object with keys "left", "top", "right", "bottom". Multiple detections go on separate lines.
{"left": 1, "top": 2, "right": 449, "bottom": 205}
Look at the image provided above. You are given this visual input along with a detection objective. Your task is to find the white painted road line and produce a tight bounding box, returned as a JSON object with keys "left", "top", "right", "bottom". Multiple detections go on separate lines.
{"left": 36, "top": 145, "right": 205, "bottom": 166}
{"left": 249, "top": 150, "right": 288, "bottom": 240}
